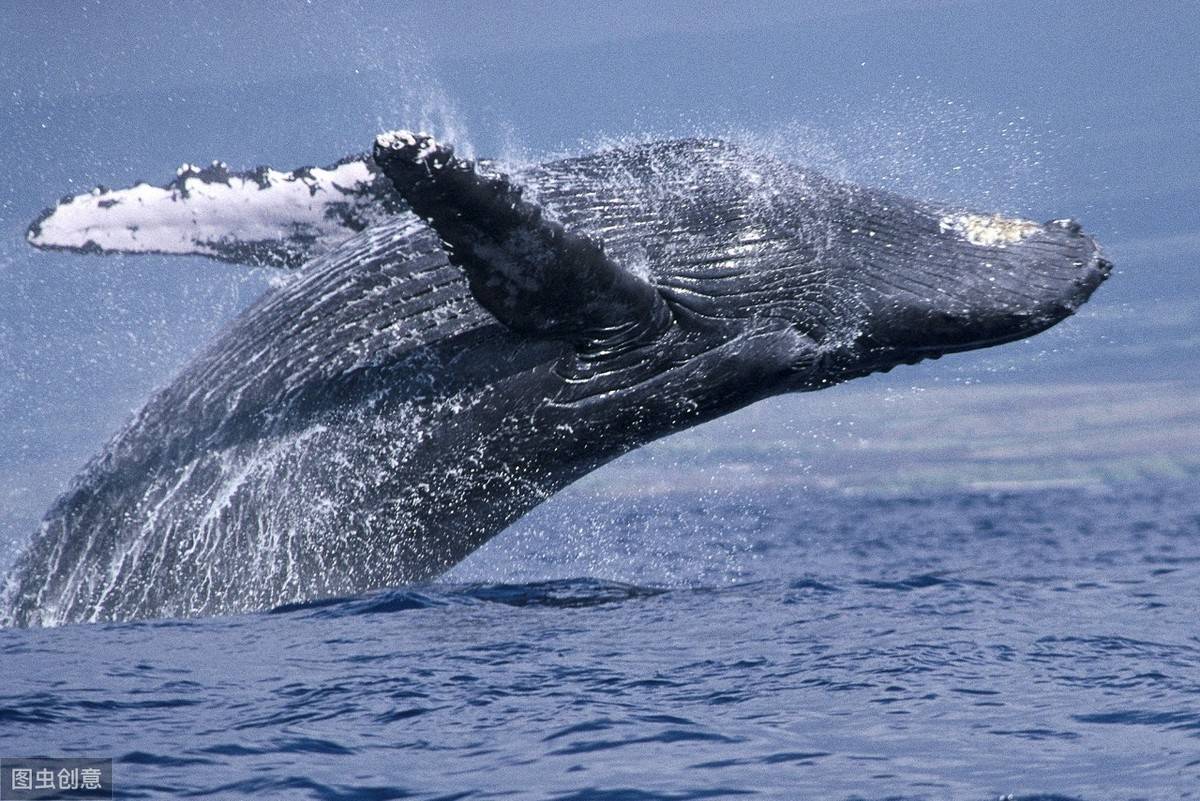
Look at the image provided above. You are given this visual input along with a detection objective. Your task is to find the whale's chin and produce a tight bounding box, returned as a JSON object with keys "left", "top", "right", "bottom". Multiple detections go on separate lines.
{"left": 821, "top": 216, "right": 1111, "bottom": 380}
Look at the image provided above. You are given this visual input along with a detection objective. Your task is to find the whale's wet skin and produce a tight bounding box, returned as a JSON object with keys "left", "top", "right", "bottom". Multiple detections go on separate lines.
{"left": 2, "top": 134, "right": 1108, "bottom": 626}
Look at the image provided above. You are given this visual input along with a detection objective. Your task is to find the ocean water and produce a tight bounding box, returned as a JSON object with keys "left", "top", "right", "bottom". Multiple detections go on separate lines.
{"left": 2, "top": 478, "right": 1197, "bottom": 800}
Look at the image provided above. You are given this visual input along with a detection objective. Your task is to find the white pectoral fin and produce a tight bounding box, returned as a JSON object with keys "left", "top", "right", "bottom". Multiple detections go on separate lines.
{"left": 27, "top": 156, "right": 403, "bottom": 268}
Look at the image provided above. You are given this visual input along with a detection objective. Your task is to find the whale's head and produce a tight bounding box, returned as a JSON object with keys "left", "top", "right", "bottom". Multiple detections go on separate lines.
{"left": 581, "top": 140, "right": 1111, "bottom": 398}
{"left": 774, "top": 209, "right": 1112, "bottom": 388}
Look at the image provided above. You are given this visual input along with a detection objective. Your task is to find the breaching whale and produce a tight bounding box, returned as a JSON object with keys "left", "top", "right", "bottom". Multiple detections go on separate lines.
{"left": 2, "top": 132, "right": 1110, "bottom": 626}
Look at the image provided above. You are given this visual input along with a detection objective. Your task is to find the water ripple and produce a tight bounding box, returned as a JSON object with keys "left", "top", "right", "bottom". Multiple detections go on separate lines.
{"left": 3, "top": 480, "right": 1198, "bottom": 799}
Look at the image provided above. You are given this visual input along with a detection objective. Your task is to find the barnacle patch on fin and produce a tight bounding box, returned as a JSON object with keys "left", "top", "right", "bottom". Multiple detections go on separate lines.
{"left": 375, "top": 130, "right": 440, "bottom": 162}
{"left": 939, "top": 213, "right": 1040, "bottom": 247}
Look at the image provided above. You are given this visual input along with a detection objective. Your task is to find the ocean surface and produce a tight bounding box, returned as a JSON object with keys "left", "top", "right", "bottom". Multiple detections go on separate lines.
{"left": 3, "top": 478, "right": 1198, "bottom": 800}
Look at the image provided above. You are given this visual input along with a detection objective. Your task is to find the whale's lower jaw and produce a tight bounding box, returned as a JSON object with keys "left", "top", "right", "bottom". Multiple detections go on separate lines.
{"left": 871, "top": 250, "right": 1109, "bottom": 366}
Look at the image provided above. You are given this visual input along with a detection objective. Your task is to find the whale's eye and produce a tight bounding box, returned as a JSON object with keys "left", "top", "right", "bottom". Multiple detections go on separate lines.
{"left": 796, "top": 320, "right": 827, "bottom": 345}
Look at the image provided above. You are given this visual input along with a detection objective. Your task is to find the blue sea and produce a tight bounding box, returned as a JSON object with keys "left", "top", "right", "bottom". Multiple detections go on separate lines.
{"left": 3, "top": 479, "right": 1198, "bottom": 800}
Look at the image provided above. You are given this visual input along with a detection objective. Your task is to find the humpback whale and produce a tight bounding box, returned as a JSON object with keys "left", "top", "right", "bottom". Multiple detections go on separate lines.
{"left": 2, "top": 132, "right": 1110, "bottom": 626}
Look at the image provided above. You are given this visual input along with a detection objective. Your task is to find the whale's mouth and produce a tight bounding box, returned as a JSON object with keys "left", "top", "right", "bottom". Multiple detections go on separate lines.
{"left": 844, "top": 217, "right": 1112, "bottom": 372}
{"left": 909, "top": 249, "right": 1112, "bottom": 356}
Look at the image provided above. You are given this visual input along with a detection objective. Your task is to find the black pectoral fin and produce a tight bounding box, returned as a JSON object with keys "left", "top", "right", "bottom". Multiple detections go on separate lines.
{"left": 373, "top": 131, "right": 671, "bottom": 350}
